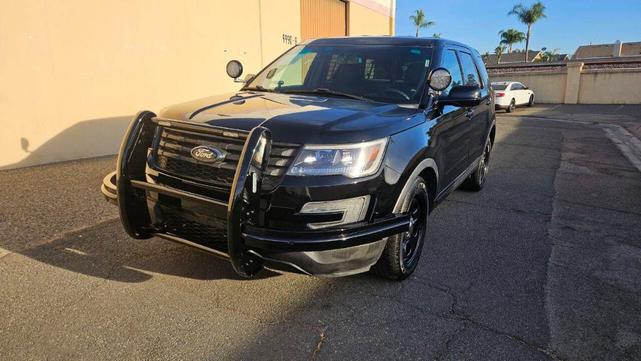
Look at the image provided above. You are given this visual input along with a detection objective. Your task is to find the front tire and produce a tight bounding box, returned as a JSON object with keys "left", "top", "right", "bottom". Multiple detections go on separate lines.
{"left": 372, "top": 177, "right": 429, "bottom": 280}
{"left": 527, "top": 95, "right": 534, "bottom": 107}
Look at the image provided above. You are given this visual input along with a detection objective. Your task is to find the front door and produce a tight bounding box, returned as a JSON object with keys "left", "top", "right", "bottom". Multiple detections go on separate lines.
{"left": 434, "top": 49, "right": 471, "bottom": 186}
{"left": 512, "top": 83, "right": 527, "bottom": 104}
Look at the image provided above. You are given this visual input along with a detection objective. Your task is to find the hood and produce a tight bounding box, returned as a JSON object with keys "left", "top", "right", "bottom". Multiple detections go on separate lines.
{"left": 158, "top": 92, "right": 424, "bottom": 144}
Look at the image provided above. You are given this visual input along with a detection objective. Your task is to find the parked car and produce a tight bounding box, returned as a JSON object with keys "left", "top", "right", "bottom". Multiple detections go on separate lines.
{"left": 101, "top": 37, "right": 496, "bottom": 280}
{"left": 491, "top": 81, "right": 535, "bottom": 112}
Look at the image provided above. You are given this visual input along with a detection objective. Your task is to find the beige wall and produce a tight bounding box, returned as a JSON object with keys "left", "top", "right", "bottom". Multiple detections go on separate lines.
{"left": 0, "top": 0, "right": 300, "bottom": 169}
{"left": 348, "top": 0, "right": 393, "bottom": 36}
{"left": 490, "top": 71, "right": 567, "bottom": 104}
{"left": 1, "top": 0, "right": 393, "bottom": 169}
{"left": 490, "top": 64, "right": 641, "bottom": 105}
{"left": 260, "top": 0, "right": 302, "bottom": 66}
{"left": 579, "top": 69, "right": 641, "bottom": 104}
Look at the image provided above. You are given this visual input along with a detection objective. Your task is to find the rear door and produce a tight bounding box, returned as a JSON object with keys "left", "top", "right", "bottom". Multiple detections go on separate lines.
{"left": 457, "top": 50, "right": 491, "bottom": 161}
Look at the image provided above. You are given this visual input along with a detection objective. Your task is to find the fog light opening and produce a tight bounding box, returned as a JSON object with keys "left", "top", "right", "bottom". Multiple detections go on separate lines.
{"left": 300, "top": 195, "right": 370, "bottom": 229}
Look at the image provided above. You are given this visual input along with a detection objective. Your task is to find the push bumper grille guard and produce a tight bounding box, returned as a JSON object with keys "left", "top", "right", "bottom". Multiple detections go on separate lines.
{"left": 113, "top": 111, "right": 410, "bottom": 277}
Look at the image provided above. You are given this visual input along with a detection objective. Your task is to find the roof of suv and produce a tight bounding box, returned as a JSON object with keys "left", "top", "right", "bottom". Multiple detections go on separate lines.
{"left": 305, "top": 36, "right": 471, "bottom": 49}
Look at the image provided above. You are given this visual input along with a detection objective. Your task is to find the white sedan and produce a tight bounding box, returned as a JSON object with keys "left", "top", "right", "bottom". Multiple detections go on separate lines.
{"left": 491, "top": 81, "right": 535, "bottom": 113}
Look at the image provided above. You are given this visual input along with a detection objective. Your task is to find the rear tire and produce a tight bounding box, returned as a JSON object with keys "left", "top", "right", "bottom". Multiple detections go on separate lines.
{"left": 462, "top": 139, "right": 492, "bottom": 191}
{"left": 506, "top": 99, "right": 515, "bottom": 113}
{"left": 527, "top": 95, "right": 534, "bottom": 107}
{"left": 372, "top": 177, "right": 429, "bottom": 280}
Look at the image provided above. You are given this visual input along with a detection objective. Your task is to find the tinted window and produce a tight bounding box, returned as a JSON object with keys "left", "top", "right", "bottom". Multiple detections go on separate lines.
{"left": 511, "top": 83, "right": 523, "bottom": 90}
{"left": 458, "top": 52, "right": 481, "bottom": 87}
{"left": 472, "top": 50, "right": 490, "bottom": 88}
{"left": 492, "top": 84, "right": 507, "bottom": 90}
{"left": 439, "top": 49, "right": 464, "bottom": 96}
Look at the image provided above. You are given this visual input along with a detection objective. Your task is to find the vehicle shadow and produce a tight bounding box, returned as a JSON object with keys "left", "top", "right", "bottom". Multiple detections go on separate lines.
{"left": 17, "top": 218, "right": 278, "bottom": 283}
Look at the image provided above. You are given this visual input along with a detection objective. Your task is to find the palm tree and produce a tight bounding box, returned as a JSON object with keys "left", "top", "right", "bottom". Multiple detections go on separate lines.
{"left": 508, "top": 2, "right": 547, "bottom": 61}
{"left": 498, "top": 29, "right": 525, "bottom": 53}
{"left": 432, "top": 33, "right": 442, "bottom": 38}
{"left": 495, "top": 45, "right": 506, "bottom": 63}
{"left": 409, "top": 9, "right": 435, "bottom": 37}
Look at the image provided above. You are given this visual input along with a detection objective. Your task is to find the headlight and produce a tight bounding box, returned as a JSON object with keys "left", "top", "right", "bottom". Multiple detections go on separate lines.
{"left": 287, "top": 138, "right": 388, "bottom": 178}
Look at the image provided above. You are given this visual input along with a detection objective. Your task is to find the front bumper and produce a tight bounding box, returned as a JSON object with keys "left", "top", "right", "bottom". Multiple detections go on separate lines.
{"left": 103, "top": 112, "right": 409, "bottom": 277}
{"left": 102, "top": 170, "right": 407, "bottom": 276}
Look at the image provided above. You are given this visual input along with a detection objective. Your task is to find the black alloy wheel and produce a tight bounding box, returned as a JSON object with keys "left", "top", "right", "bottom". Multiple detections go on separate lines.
{"left": 373, "top": 177, "right": 429, "bottom": 280}
{"left": 401, "top": 194, "right": 427, "bottom": 269}
{"left": 462, "top": 140, "right": 492, "bottom": 191}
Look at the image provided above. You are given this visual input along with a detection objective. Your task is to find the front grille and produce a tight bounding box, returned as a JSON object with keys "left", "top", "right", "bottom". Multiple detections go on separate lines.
{"left": 157, "top": 205, "right": 228, "bottom": 251}
{"left": 152, "top": 126, "right": 299, "bottom": 191}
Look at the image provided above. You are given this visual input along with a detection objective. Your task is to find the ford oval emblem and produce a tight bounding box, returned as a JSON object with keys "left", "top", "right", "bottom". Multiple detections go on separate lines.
{"left": 190, "top": 146, "right": 226, "bottom": 163}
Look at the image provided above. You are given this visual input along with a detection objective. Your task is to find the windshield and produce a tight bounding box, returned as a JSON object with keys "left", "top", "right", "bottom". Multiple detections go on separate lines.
{"left": 244, "top": 44, "right": 434, "bottom": 105}
{"left": 491, "top": 83, "right": 508, "bottom": 90}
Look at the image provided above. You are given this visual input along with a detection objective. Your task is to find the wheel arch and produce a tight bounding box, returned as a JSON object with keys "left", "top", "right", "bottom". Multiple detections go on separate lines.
{"left": 393, "top": 158, "right": 438, "bottom": 214}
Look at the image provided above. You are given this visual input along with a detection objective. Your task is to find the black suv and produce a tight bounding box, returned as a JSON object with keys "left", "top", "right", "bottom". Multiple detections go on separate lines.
{"left": 102, "top": 37, "right": 495, "bottom": 280}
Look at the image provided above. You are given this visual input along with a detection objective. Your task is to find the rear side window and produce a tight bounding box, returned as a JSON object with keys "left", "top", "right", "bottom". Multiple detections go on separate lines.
{"left": 472, "top": 50, "right": 490, "bottom": 89}
{"left": 492, "top": 84, "right": 507, "bottom": 90}
{"left": 439, "top": 49, "right": 464, "bottom": 96}
{"left": 458, "top": 52, "right": 481, "bottom": 87}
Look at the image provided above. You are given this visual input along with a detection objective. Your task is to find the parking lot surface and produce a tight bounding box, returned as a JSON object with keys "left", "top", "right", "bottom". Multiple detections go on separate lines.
{"left": 1, "top": 106, "right": 641, "bottom": 360}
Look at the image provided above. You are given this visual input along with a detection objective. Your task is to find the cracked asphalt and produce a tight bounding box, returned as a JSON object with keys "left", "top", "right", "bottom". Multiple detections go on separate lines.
{"left": 1, "top": 106, "right": 641, "bottom": 360}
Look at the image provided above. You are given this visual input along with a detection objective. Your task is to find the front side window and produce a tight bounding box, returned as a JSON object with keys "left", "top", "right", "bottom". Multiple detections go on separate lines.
{"left": 439, "top": 49, "right": 464, "bottom": 96}
{"left": 458, "top": 52, "right": 481, "bottom": 87}
{"left": 245, "top": 44, "right": 434, "bottom": 105}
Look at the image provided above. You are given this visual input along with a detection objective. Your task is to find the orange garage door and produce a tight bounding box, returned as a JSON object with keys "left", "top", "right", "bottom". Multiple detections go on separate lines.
{"left": 301, "top": 0, "right": 347, "bottom": 41}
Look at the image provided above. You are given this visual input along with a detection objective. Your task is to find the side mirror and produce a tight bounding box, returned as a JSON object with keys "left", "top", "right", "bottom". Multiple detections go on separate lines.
{"left": 438, "top": 85, "right": 482, "bottom": 107}
{"left": 226, "top": 60, "right": 244, "bottom": 80}
{"left": 428, "top": 68, "right": 452, "bottom": 91}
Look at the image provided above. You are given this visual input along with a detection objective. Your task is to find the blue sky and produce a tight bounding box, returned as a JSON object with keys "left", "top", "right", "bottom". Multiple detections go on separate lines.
{"left": 394, "top": 0, "right": 641, "bottom": 55}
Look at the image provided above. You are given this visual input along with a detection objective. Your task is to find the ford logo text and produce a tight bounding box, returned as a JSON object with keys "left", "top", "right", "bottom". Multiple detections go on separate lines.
{"left": 190, "top": 146, "right": 226, "bottom": 163}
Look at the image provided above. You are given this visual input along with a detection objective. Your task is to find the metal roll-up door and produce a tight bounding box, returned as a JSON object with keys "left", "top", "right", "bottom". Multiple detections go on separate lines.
{"left": 301, "top": 0, "right": 347, "bottom": 41}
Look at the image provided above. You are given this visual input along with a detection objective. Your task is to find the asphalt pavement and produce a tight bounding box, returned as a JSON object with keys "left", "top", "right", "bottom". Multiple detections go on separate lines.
{"left": 1, "top": 107, "right": 640, "bottom": 360}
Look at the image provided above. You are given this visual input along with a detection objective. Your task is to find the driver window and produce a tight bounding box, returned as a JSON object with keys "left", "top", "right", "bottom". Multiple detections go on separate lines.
{"left": 265, "top": 50, "right": 317, "bottom": 89}
{"left": 440, "top": 49, "right": 464, "bottom": 96}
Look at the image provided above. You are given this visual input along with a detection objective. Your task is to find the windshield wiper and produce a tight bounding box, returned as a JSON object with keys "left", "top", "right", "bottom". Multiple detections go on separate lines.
{"left": 281, "top": 88, "right": 372, "bottom": 102}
